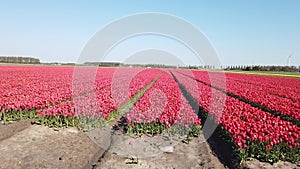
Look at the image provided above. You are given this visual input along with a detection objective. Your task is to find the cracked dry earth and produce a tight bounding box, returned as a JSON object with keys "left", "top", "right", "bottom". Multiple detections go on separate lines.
{"left": 1, "top": 120, "right": 299, "bottom": 169}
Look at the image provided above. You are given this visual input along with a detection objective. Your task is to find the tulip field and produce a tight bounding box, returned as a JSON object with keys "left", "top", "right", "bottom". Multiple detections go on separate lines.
{"left": 173, "top": 70, "right": 300, "bottom": 163}
{"left": 0, "top": 65, "right": 299, "bottom": 163}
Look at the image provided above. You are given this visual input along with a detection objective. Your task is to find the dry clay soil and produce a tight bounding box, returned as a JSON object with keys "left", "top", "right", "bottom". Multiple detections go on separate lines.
{"left": 0, "top": 120, "right": 299, "bottom": 169}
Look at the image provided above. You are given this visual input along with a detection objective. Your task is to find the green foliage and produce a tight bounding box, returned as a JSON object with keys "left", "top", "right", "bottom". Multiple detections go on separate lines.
{"left": 0, "top": 110, "right": 38, "bottom": 124}
{"left": 126, "top": 121, "right": 201, "bottom": 139}
{"left": 189, "top": 124, "right": 201, "bottom": 137}
{"left": 36, "top": 115, "right": 79, "bottom": 128}
{"left": 218, "top": 125, "right": 300, "bottom": 164}
{"left": 77, "top": 115, "right": 105, "bottom": 131}
{"left": 126, "top": 121, "right": 167, "bottom": 136}
{"left": 243, "top": 141, "right": 300, "bottom": 163}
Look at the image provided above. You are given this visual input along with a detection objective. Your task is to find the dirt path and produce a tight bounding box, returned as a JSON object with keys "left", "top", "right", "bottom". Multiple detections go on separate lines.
{"left": 1, "top": 120, "right": 299, "bottom": 169}
{"left": 95, "top": 134, "right": 225, "bottom": 169}
{"left": 0, "top": 119, "right": 33, "bottom": 142}
{"left": 0, "top": 120, "right": 226, "bottom": 169}
{"left": 0, "top": 122, "right": 101, "bottom": 169}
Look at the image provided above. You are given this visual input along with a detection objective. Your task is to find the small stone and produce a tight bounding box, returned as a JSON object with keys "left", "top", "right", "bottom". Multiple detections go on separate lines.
{"left": 160, "top": 146, "right": 174, "bottom": 153}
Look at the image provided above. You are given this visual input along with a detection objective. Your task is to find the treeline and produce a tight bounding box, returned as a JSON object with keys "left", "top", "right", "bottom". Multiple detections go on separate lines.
{"left": 224, "top": 65, "right": 300, "bottom": 72}
{"left": 83, "top": 62, "right": 121, "bottom": 67}
{"left": 0, "top": 56, "right": 40, "bottom": 64}
{"left": 83, "top": 62, "right": 178, "bottom": 68}
{"left": 124, "top": 63, "right": 178, "bottom": 68}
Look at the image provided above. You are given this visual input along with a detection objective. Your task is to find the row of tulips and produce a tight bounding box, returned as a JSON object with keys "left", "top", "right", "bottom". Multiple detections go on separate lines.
{"left": 36, "top": 68, "right": 162, "bottom": 128}
{"left": 0, "top": 66, "right": 119, "bottom": 115}
{"left": 0, "top": 66, "right": 74, "bottom": 113}
{"left": 72, "top": 67, "right": 117, "bottom": 96}
{"left": 225, "top": 73, "right": 300, "bottom": 102}
{"left": 126, "top": 70, "right": 201, "bottom": 137}
{"left": 0, "top": 66, "right": 144, "bottom": 119}
{"left": 191, "top": 71, "right": 300, "bottom": 121}
{"left": 172, "top": 70, "right": 300, "bottom": 163}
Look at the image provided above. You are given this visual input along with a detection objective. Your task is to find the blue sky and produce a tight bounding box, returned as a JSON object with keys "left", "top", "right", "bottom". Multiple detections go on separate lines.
{"left": 0, "top": 0, "right": 299, "bottom": 66}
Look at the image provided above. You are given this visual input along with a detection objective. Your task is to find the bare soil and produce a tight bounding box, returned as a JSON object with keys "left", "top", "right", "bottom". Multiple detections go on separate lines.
{"left": 0, "top": 120, "right": 299, "bottom": 169}
{"left": 0, "top": 120, "right": 102, "bottom": 169}
{"left": 95, "top": 134, "right": 225, "bottom": 169}
{"left": 0, "top": 119, "right": 33, "bottom": 142}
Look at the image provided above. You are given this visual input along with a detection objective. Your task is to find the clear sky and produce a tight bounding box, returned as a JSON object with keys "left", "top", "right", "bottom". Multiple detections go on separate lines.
{"left": 0, "top": 0, "right": 299, "bottom": 66}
